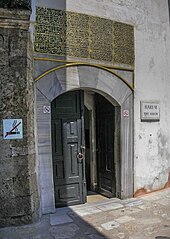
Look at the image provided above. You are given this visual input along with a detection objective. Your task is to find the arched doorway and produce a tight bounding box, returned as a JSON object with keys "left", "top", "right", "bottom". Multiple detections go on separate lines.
{"left": 51, "top": 90, "right": 121, "bottom": 207}
{"left": 35, "top": 64, "right": 133, "bottom": 213}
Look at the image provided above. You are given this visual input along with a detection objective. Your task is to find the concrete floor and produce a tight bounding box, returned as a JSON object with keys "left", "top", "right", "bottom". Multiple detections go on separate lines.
{"left": 0, "top": 188, "right": 170, "bottom": 239}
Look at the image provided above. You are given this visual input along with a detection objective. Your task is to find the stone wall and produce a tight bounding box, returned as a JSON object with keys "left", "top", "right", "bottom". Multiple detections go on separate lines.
{"left": 0, "top": 8, "right": 39, "bottom": 227}
{"left": 0, "top": 0, "right": 31, "bottom": 10}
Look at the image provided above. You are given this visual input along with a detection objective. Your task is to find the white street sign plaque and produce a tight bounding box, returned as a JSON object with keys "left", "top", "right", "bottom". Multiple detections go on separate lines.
{"left": 140, "top": 102, "right": 160, "bottom": 121}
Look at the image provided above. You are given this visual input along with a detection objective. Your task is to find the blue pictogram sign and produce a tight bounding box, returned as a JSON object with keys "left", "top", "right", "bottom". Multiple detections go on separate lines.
{"left": 3, "top": 119, "right": 23, "bottom": 139}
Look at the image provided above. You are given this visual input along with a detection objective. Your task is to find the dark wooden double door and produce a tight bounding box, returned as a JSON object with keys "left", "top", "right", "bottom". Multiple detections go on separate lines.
{"left": 52, "top": 90, "right": 116, "bottom": 207}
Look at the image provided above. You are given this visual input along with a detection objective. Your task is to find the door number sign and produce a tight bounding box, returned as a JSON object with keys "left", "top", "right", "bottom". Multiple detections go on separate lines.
{"left": 3, "top": 119, "right": 23, "bottom": 139}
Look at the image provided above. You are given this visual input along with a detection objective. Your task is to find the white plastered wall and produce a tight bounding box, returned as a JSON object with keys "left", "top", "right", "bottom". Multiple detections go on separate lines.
{"left": 65, "top": 0, "right": 170, "bottom": 192}
{"left": 32, "top": 0, "right": 170, "bottom": 199}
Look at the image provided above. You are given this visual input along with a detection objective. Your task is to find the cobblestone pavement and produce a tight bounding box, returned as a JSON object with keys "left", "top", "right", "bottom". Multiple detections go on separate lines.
{"left": 0, "top": 189, "right": 170, "bottom": 239}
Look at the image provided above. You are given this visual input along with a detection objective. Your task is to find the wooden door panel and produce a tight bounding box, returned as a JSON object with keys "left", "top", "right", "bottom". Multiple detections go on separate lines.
{"left": 55, "top": 183, "right": 81, "bottom": 204}
{"left": 101, "top": 176, "right": 112, "bottom": 192}
{"left": 52, "top": 119, "right": 63, "bottom": 156}
{"left": 54, "top": 161, "right": 64, "bottom": 180}
{"left": 52, "top": 91, "right": 80, "bottom": 117}
{"left": 96, "top": 93, "right": 116, "bottom": 198}
{"left": 63, "top": 119, "right": 81, "bottom": 181}
{"left": 52, "top": 91, "right": 85, "bottom": 207}
{"left": 66, "top": 143, "right": 79, "bottom": 178}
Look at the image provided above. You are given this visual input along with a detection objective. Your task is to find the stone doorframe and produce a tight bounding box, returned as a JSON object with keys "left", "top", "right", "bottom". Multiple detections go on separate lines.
{"left": 35, "top": 62, "right": 133, "bottom": 214}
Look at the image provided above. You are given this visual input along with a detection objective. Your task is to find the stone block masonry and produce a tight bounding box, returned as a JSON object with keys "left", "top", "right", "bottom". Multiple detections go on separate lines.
{"left": 0, "top": 8, "right": 40, "bottom": 227}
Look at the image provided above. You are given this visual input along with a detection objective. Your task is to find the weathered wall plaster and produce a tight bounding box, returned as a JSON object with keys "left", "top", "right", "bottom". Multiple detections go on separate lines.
{"left": 31, "top": 0, "right": 170, "bottom": 197}
{"left": 64, "top": 0, "right": 170, "bottom": 193}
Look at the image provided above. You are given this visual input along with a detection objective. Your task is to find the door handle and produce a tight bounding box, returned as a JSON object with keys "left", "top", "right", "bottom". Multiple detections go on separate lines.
{"left": 77, "top": 152, "right": 84, "bottom": 163}
{"left": 80, "top": 146, "right": 85, "bottom": 154}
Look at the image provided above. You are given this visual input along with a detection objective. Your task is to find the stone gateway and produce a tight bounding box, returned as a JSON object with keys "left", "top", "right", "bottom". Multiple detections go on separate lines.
{"left": 0, "top": 0, "right": 170, "bottom": 227}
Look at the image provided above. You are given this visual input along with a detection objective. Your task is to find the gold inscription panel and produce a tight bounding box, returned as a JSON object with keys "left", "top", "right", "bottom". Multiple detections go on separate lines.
{"left": 90, "top": 16, "right": 113, "bottom": 62}
{"left": 35, "top": 7, "right": 134, "bottom": 65}
{"left": 66, "top": 12, "right": 89, "bottom": 58}
{"left": 35, "top": 7, "right": 66, "bottom": 55}
{"left": 113, "top": 22, "right": 134, "bottom": 65}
